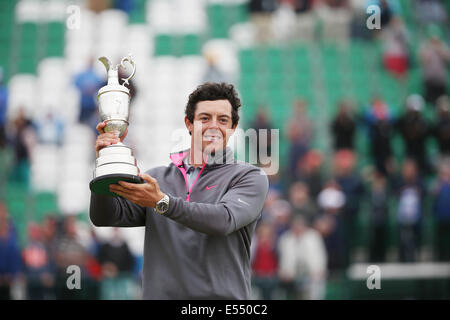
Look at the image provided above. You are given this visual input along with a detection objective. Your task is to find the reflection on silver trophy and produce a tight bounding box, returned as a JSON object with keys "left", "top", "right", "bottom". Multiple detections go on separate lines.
{"left": 89, "top": 55, "right": 143, "bottom": 195}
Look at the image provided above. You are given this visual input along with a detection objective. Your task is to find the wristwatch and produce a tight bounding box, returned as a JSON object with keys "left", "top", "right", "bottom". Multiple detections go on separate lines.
{"left": 155, "top": 194, "right": 170, "bottom": 215}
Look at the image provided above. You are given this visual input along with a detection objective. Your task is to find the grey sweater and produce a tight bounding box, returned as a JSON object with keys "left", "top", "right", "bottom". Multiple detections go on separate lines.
{"left": 89, "top": 147, "right": 269, "bottom": 299}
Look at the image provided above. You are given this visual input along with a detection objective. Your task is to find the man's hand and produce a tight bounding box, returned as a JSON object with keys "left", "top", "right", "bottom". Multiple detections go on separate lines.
{"left": 109, "top": 173, "right": 165, "bottom": 208}
{"left": 95, "top": 121, "right": 128, "bottom": 157}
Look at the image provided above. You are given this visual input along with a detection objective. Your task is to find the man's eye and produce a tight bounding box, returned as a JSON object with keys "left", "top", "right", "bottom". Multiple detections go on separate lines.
{"left": 220, "top": 119, "right": 228, "bottom": 123}
{"left": 201, "top": 117, "right": 208, "bottom": 121}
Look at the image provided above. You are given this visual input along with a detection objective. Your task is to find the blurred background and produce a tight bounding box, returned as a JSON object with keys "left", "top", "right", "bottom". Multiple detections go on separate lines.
{"left": 1, "top": 0, "right": 450, "bottom": 300}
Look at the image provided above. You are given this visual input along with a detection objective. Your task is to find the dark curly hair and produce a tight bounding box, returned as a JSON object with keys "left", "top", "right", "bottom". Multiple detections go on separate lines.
{"left": 185, "top": 82, "right": 241, "bottom": 128}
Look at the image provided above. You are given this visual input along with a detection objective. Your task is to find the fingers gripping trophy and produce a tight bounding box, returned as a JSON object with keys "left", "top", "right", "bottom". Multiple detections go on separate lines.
{"left": 89, "top": 55, "right": 143, "bottom": 196}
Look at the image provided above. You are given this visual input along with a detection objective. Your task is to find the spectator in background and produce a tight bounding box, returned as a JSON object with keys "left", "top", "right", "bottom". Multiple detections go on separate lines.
{"left": 6, "top": 108, "right": 37, "bottom": 186}
{"left": 202, "top": 50, "right": 228, "bottom": 84}
{"left": 73, "top": 59, "right": 105, "bottom": 125}
{"left": 419, "top": 24, "right": 450, "bottom": 105}
{"left": 0, "top": 203, "right": 22, "bottom": 300}
{"left": 248, "top": 0, "right": 277, "bottom": 44}
{"left": 382, "top": 16, "right": 410, "bottom": 79}
{"left": 53, "top": 216, "right": 93, "bottom": 299}
{"left": 270, "top": 199, "right": 293, "bottom": 245}
{"left": 330, "top": 100, "right": 356, "bottom": 151}
{"left": 260, "top": 189, "right": 283, "bottom": 222}
{"left": 396, "top": 94, "right": 431, "bottom": 175}
{"left": 97, "top": 228, "right": 135, "bottom": 299}
{"left": 250, "top": 107, "right": 273, "bottom": 166}
{"left": 34, "top": 112, "right": 65, "bottom": 146}
{"left": 369, "top": 0, "right": 401, "bottom": 28}
{"left": 87, "top": 0, "right": 112, "bottom": 12}
{"left": 282, "top": 0, "right": 316, "bottom": 43}
{"left": 431, "top": 95, "right": 450, "bottom": 156}
{"left": 368, "top": 172, "right": 389, "bottom": 262}
{"left": 295, "top": 150, "right": 324, "bottom": 200}
{"left": 41, "top": 215, "right": 59, "bottom": 266}
{"left": 22, "top": 223, "right": 55, "bottom": 300}
{"left": 114, "top": 0, "right": 136, "bottom": 15}
{"left": 349, "top": 0, "right": 372, "bottom": 40}
{"left": 361, "top": 96, "right": 395, "bottom": 176}
{"left": 415, "top": 0, "right": 448, "bottom": 27}
{"left": 251, "top": 222, "right": 279, "bottom": 300}
{"left": 333, "top": 150, "right": 365, "bottom": 268}
{"left": 394, "top": 159, "right": 425, "bottom": 262}
{"left": 286, "top": 99, "right": 313, "bottom": 183}
{"left": 267, "top": 170, "right": 284, "bottom": 194}
{"left": 317, "top": 180, "right": 346, "bottom": 271}
{"left": 278, "top": 215, "right": 327, "bottom": 300}
{"left": 432, "top": 158, "right": 450, "bottom": 262}
{"left": 288, "top": 182, "right": 318, "bottom": 224}
{"left": 315, "top": 0, "right": 352, "bottom": 45}
{"left": 0, "top": 68, "right": 7, "bottom": 148}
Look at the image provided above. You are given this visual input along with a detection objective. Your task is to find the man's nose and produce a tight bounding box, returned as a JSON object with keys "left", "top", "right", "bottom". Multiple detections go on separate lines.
{"left": 209, "top": 117, "right": 219, "bottom": 128}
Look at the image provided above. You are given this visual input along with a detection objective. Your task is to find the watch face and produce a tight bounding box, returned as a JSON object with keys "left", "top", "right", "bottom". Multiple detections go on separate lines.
{"left": 158, "top": 202, "right": 168, "bottom": 213}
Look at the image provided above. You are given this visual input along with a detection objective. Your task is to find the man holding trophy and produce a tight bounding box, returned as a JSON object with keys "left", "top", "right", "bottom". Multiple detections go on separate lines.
{"left": 89, "top": 56, "right": 269, "bottom": 299}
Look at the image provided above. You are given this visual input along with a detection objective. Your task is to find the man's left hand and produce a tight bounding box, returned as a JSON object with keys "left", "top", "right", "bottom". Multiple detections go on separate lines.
{"left": 109, "top": 173, "right": 165, "bottom": 208}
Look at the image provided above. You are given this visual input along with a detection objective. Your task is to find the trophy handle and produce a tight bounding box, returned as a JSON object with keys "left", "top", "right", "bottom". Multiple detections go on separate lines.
{"left": 119, "top": 55, "right": 136, "bottom": 87}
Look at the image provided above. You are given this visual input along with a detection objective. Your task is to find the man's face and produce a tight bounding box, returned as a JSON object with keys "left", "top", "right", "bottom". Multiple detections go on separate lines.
{"left": 185, "top": 99, "right": 236, "bottom": 155}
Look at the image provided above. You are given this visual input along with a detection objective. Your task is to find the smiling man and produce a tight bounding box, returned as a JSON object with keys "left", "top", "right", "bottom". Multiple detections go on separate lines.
{"left": 89, "top": 82, "right": 269, "bottom": 299}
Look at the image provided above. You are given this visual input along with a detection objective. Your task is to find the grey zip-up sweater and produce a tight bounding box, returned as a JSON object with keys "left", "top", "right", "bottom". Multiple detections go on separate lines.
{"left": 89, "top": 147, "right": 269, "bottom": 299}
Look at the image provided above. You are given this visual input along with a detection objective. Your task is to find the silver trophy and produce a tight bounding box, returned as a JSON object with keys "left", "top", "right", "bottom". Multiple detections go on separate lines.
{"left": 89, "top": 55, "right": 143, "bottom": 196}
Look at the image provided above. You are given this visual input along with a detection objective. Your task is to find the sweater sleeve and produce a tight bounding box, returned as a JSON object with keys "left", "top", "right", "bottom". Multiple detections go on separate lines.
{"left": 163, "top": 167, "right": 269, "bottom": 236}
{"left": 89, "top": 193, "right": 146, "bottom": 227}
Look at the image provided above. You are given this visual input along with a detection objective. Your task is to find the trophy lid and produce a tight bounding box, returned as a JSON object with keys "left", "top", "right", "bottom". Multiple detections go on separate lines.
{"left": 97, "top": 55, "right": 136, "bottom": 97}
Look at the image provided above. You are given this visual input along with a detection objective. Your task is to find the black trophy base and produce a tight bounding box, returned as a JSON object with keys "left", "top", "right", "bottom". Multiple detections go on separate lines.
{"left": 89, "top": 174, "right": 144, "bottom": 197}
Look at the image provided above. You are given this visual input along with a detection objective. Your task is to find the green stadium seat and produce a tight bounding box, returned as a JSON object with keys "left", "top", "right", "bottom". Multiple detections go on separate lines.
{"left": 46, "top": 41, "right": 65, "bottom": 57}
{"left": 34, "top": 192, "right": 58, "bottom": 222}
{"left": 0, "top": 20, "right": 13, "bottom": 38}
{"left": 20, "top": 22, "right": 38, "bottom": 40}
{"left": 47, "top": 22, "right": 65, "bottom": 39}
{"left": 226, "top": 3, "right": 248, "bottom": 25}
{"left": 207, "top": 3, "right": 248, "bottom": 39}
{"left": 16, "top": 58, "right": 38, "bottom": 74}
{"left": 182, "top": 34, "right": 202, "bottom": 56}
{"left": 0, "top": 0, "right": 17, "bottom": 9}
{"left": 0, "top": 43, "right": 10, "bottom": 61}
{"left": 154, "top": 34, "right": 173, "bottom": 56}
{"left": 129, "top": 0, "right": 147, "bottom": 24}
{"left": 239, "top": 49, "right": 256, "bottom": 67}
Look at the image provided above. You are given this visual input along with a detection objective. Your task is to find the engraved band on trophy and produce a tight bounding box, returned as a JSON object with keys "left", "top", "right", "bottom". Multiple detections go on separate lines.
{"left": 89, "top": 55, "right": 143, "bottom": 196}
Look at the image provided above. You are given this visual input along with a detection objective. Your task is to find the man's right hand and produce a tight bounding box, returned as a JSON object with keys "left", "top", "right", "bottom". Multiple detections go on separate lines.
{"left": 95, "top": 122, "right": 128, "bottom": 157}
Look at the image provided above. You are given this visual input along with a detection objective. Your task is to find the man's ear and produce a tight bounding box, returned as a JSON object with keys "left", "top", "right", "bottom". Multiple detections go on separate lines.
{"left": 185, "top": 116, "right": 193, "bottom": 136}
{"left": 230, "top": 122, "right": 238, "bottom": 133}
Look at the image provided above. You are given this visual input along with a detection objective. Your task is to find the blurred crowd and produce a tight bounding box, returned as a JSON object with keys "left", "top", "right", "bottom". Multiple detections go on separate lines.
{"left": 0, "top": 202, "right": 140, "bottom": 300}
{"left": 247, "top": 0, "right": 450, "bottom": 300}
{"left": 248, "top": 0, "right": 449, "bottom": 45}
{"left": 250, "top": 94, "right": 450, "bottom": 299}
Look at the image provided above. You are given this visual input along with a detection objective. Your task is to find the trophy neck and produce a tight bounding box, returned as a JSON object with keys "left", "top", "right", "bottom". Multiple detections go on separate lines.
{"left": 103, "top": 119, "right": 128, "bottom": 138}
{"left": 107, "top": 69, "right": 120, "bottom": 85}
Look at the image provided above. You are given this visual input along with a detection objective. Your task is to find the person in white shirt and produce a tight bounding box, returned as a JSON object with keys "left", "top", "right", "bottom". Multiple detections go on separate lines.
{"left": 277, "top": 215, "right": 327, "bottom": 300}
